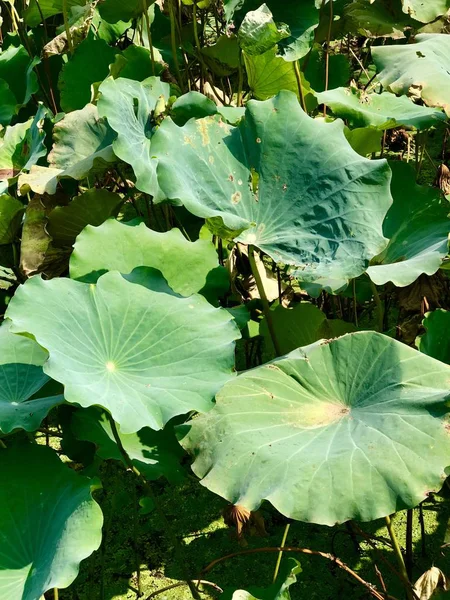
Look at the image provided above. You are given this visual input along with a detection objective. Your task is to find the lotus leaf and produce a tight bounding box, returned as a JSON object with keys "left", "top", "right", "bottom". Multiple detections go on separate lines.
{"left": 180, "top": 332, "right": 450, "bottom": 525}
{"left": 6, "top": 271, "right": 240, "bottom": 433}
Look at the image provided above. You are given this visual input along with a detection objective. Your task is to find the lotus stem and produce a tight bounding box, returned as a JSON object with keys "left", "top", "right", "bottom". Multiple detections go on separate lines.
{"left": 273, "top": 523, "right": 290, "bottom": 582}
{"left": 62, "top": 0, "right": 74, "bottom": 55}
{"left": 237, "top": 50, "right": 243, "bottom": 106}
{"left": 0, "top": 439, "right": 6, "bottom": 448}
{"left": 169, "top": 0, "right": 184, "bottom": 92}
{"left": 294, "top": 61, "right": 307, "bottom": 113}
{"left": 370, "top": 280, "right": 384, "bottom": 332}
{"left": 106, "top": 414, "right": 200, "bottom": 599}
{"left": 248, "top": 246, "right": 282, "bottom": 357}
{"left": 385, "top": 515, "right": 415, "bottom": 600}
{"left": 53, "top": 589, "right": 59, "bottom": 600}
{"left": 142, "top": 0, "right": 156, "bottom": 75}
{"left": 405, "top": 509, "right": 413, "bottom": 580}
{"left": 323, "top": 0, "right": 333, "bottom": 116}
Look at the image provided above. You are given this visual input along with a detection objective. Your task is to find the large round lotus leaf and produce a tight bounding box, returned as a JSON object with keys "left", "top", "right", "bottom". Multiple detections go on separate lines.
{"left": 343, "top": 0, "right": 414, "bottom": 40}
{"left": 317, "top": 87, "right": 446, "bottom": 130}
{"left": 372, "top": 34, "right": 450, "bottom": 117}
{"left": 179, "top": 332, "right": 450, "bottom": 525}
{"left": 24, "top": 0, "right": 85, "bottom": 26}
{"left": 401, "top": 0, "right": 450, "bottom": 23}
{"left": 0, "top": 444, "right": 103, "bottom": 599}
{"left": 6, "top": 271, "right": 239, "bottom": 433}
{"left": 71, "top": 407, "right": 184, "bottom": 482}
{"left": 417, "top": 309, "right": 450, "bottom": 365}
{"left": 0, "top": 321, "right": 63, "bottom": 434}
{"left": 153, "top": 91, "right": 392, "bottom": 288}
{"left": 367, "top": 162, "right": 449, "bottom": 287}
{"left": 70, "top": 219, "right": 219, "bottom": 296}
{"left": 98, "top": 76, "right": 170, "bottom": 197}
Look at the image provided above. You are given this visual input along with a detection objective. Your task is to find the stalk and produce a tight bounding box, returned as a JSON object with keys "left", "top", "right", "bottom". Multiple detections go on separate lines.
{"left": 248, "top": 246, "right": 281, "bottom": 356}
{"left": 237, "top": 50, "right": 243, "bottom": 106}
{"left": 62, "top": 0, "right": 74, "bottom": 55}
{"left": 107, "top": 414, "right": 200, "bottom": 599}
{"left": 323, "top": 0, "right": 333, "bottom": 117}
{"left": 54, "top": 589, "right": 59, "bottom": 600}
{"left": 169, "top": 0, "right": 184, "bottom": 91}
{"left": 0, "top": 439, "right": 6, "bottom": 448}
{"left": 385, "top": 515, "right": 415, "bottom": 600}
{"left": 405, "top": 509, "right": 413, "bottom": 581}
{"left": 142, "top": 0, "right": 156, "bottom": 75}
{"left": 192, "top": 3, "right": 205, "bottom": 94}
{"left": 294, "top": 61, "right": 307, "bottom": 113}
{"left": 273, "top": 523, "right": 290, "bottom": 583}
{"left": 370, "top": 280, "right": 384, "bottom": 333}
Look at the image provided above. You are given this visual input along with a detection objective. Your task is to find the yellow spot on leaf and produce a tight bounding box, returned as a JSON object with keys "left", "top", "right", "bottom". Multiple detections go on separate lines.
{"left": 231, "top": 191, "right": 242, "bottom": 204}
{"left": 197, "top": 120, "right": 210, "bottom": 146}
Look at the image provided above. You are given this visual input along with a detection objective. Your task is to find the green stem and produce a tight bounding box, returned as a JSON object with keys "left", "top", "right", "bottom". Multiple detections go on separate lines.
{"left": 62, "top": 0, "right": 74, "bottom": 55}
{"left": 192, "top": 3, "right": 205, "bottom": 94}
{"left": 323, "top": 0, "right": 333, "bottom": 116}
{"left": 54, "top": 589, "right": 59, "bottom": 600}
{"left": 294, "top": 60, "right": 307, "bottom": 113}
{"left": 248, "top": 246, "right": 282, "bottom": 356}
{"left": 385, "top": 515, "right": 414, "bottom": 600}
{"left": 107, "top": 414, "right": 200, "bottom": 599}
{"left": 169, "top": 0, "right": 184, "bottom": 91}
{"left": 370, "top": 280, "right": 384, "bottom": 333}
{"left": 237, "top": 50, "right": 243, "bottom": 106}
{"left": 273, "top": 523, "right": 290, "bottom": 583}
{"left": 142, "top": 0, "right": 156, "bottom": 75}
{"left": 405, "top": 510, "right": 413, "bottom": 581}
{"left": 0, "top": 439, "right": 6, "bottom": 448}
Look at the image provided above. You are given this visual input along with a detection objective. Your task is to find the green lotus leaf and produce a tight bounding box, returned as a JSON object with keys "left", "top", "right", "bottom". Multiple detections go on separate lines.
{"left": 171, "top": 92, "right": 245, "bottom": 126}
{"left": 303, "top": 47, "right": 350, "bottom": 92}
{"left": 47, "top": 190, "right": 123, "bottom": 247}
{"left": 202, "top": 34, "right": 240, "bottom": 77}
{"left": 344, "top": 126, "right": 382, "bottom": 157}
{"left": 0, "top": 444, "right": 103, "bottom": 599}
{"left": 225, "top": 558, "right": 302, "bottom": 600}
{"left": 180, "top": 331, "right": 450, "bottom": 525}
{"left": 0, "top": 45, "right": 39, "bottom": 124}
{"left": 24, "top": 0, "right": 86, "bottom": 26}
{"left": 0, "top": 194, "right": 24, "bottom": 244}
{"left": 152, "top": 91, "right": 392, "bottom": 287}
{"left": 70, "top": 218, "right": 219, "bottom": 296}
{"left": 0, "top": 321, "right": 63, "bottom": 434}
{"left": 243, "top": 47, "right": 314, "bottom": 106}
{"left": 238, "top": 4, "right": 290, "bottom": 56}
{"left": 401, "top": 0, "right": 450, "bottom": 23}
{"left": 109, "top": 45, "right": 164, "bottom": 80}
{"left": 48, "top": 103, "right": 116, "bottom": 171}
{"left": 59, "top": 34, "right": 118, "bottom": 112}
{"left": 343, "top": 0, "right": 413, "bottom": 39}
{"left": 19, "top": 104, "right": 115, "bottom": 195}
{"left": 98, "top": 0, "right": 154, "bottom": 24}
{"left": 317, "top": 87, "right": 446, "bottom": 130}
{"left": 0, "top": 106, "right": 47, "bottom": 188}
{"left": 97, "top": 76, "right": 170, "bottom": 197}
{"left": 417, "top": 309, "right": 450, "bottom": 365}
{"left": 367, "top": 162, "right": 450, "bottom": 287}
{"left": 71, "top": 406, "right": 184, "bottom": 482}
{"left": 372, "top": 34, "right": 450, "bottom": 116}
{"left": 225, "top": 0, "right": 321, "bottom": 61}
{"left": 6, "top": 271, "right": 240, "bottom": 433}
{"left": 260, "top": 302, "right": 356, "bottom": 358}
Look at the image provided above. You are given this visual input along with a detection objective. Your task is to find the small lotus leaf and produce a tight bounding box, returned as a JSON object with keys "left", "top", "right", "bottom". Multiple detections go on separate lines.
{"left": 417, "top": 309, "right": 450, "bottom": 365}
{"left": 70, "top": 218, "right": 220, "bottom": 296}
{"left": 367, "top": 162, "right": 450, "bottom": 287}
